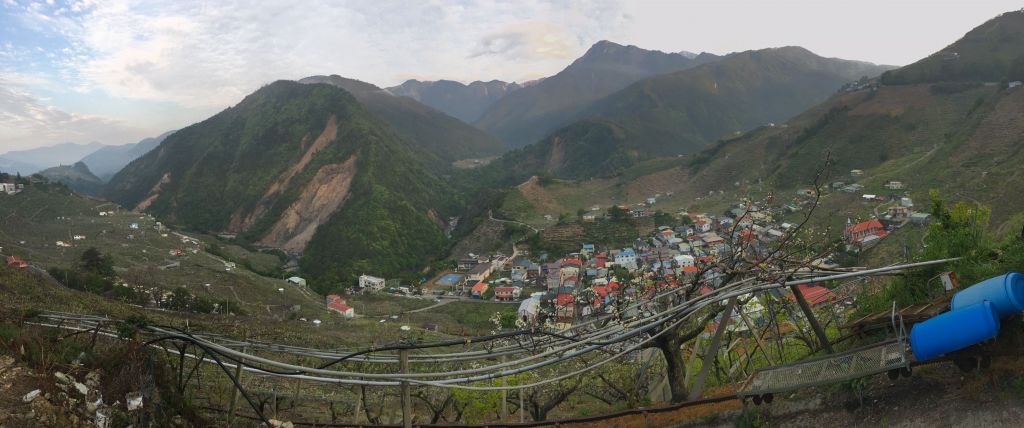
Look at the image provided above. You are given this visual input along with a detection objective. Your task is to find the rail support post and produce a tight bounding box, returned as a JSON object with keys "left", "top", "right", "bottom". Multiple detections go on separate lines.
{"left": 520, "top": 387, "right": 525, "bottom": 422}
{"left": 227, "top": 344, "right": 246, "bottom": 425}
{"left": 500, "top": 355, "right": 508, "bottom": 419}
{"left": 789, "top": 284, "right": 834, "bottom": 354}
{"left": 400, "top": 348, "right": 412, "bottom": 428}
{"left": 688, "top": 297, "right": 737, "bottom": 401}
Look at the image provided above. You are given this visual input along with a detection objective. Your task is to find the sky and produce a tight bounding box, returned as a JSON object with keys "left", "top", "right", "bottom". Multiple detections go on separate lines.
{"left": 1, "top": 0, "right": 1020, "bottom": 151}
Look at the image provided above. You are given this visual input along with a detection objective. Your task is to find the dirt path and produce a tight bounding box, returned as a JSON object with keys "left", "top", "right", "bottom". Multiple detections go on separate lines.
{"left": 488, "top": 209, "right": 540, "bottom": 233}
{"left": 405, "top": 298, "right": 454, "bottom": 313}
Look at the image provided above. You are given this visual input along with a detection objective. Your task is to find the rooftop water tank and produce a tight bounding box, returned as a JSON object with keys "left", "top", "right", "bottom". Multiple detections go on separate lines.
{"left": 910, "top": 300, "right": 999, "bottom": 362}
{"left": 951, "top": 272, "right": 1024, "bottom": 319}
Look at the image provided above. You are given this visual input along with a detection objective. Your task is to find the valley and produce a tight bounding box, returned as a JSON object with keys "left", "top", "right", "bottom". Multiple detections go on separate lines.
{"left": 3, "top": 6, "right": 1024, "bottom": 427}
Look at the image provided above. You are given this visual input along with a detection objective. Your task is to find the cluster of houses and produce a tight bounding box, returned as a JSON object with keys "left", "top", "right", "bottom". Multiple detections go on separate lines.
{"left": 836, "top": 174, "right": 931, "bottom": 252}
{"left": 452, "top": 253, "right": 522, "bottom": 299}
{"left": 510, "top": 201, "right": 830, "bottom": 327}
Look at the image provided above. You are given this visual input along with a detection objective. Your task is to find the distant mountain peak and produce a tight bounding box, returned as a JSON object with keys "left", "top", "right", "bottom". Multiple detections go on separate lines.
{"left": 475, "top": 40, "right": 721, "bottom": 147}
{"left": 37, "top": 161, "right": 103, "bottom": 195}
{"left": 386, "top": 78, "right": 524, "bottom": 123}
{"left": 299, "top": 75, "right": 386, "bottom": 96}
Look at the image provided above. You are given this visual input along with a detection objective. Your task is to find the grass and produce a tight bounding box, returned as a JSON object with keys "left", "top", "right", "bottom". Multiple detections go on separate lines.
{"left": 407, "top": 301, "right": 517, "bottom": 334}
{"left": 346, "top": 294, "right": 434, "bottom": 317}
{"left": 0, "top": 186, "right": 322, "bottom": 319}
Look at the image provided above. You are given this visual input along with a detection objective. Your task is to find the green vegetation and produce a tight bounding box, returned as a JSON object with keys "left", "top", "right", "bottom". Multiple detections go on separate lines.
{"left": 298, "top": 75, "right": 506, "bottom": 166}
{"left": 857, "top": 191, "right": 1024, "bottom": 315}
{"left": 0, "top": 185, "right": 319, "bottom": 319}
{"left": 36, "top": 162, "right": 104, "bottom": 195}
{"left": 48, "top": 247, "right": 145, "bottom": 305}
{"left": 881, "top": 11, "right": 1024, "bottom": 84}
{"left": 407, "top": 301, "right": 517, "bottom": 333}
{"left": 48, "top": 247, "right": 246, "bottom": 315}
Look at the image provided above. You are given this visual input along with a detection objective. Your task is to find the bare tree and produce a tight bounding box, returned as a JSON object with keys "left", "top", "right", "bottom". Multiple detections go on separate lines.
{"left": 638, "top": 156, "right": 838, "bottom": 402}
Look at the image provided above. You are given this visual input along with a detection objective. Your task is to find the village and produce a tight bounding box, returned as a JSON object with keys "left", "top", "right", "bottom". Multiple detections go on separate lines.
{"left": 328, "top": 169, "right": 935, "bottom": 331}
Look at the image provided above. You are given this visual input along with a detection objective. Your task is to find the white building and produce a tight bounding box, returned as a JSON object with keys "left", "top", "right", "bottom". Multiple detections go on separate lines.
{"left": 614, "top": 249, "right": 639, "bottom": 272}
{"left": 359, "top": 274, "right": 386, "bottom": 291}
{"left": 673, "top": 254, "right": 695, "bottom": 267}
{"left": 286, "top": 276, "right": 307, "bottom": 287}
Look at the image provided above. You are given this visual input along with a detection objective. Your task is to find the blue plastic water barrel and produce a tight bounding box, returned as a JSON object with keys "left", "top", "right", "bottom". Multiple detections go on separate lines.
{"left": 910, "top": 301, "right": 1000, "bottom": 362}
{"left": 951, "top": 272, "right": 1024, "bottom": 319}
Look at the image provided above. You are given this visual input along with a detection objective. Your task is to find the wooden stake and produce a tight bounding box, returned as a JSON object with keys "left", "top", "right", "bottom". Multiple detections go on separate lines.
{"left": 400, "top": 349, "right": 411, "bottom": 428}
{"left": 519, "top": 387, "right": 525, "bottom": 423}
{"left": 501, "top": 355, "right": 508, "bottom": 420}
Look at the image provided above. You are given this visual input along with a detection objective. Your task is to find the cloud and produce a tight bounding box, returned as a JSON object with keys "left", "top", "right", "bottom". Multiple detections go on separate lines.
{"left": 470, "top": 21, "right": 578, "bottom": 61}
{"left": 0, "top": 79, "right": 144, "bottom": 150}
{"left": 6, "top": 0, "right": 630, "bottom": 109}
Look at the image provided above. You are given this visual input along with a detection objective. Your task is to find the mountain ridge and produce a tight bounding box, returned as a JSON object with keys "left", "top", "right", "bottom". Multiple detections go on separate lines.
{"left": 79, "top": 131, "right": 176, "bottom": 181}
{"left": 473, "top": 40, "right": 721, "bottom": 148}
{"left": 0, "top": 142, "right": 107, "bottom": 175}
{"left": 298, "top": 75, "right": 507, "bottom": 165}
{"left": 476, "top": 46, "right": 893, "bottom": 183}
{"left": 387, "top": 79, "right": 523, "bottom": 123}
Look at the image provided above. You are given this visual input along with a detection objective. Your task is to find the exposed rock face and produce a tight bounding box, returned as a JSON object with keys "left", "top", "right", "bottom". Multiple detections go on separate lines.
{"left": 260, "top": 155, "right": 359, "bottom": 252}
{"left": 231, "top": 115, "right": 341, "bottom": 233}
{"left": 134, "top": 172, "right": 171, "bottom": 212}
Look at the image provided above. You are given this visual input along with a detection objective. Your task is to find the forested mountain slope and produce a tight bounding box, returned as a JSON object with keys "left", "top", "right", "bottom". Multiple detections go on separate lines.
{"left": 107, "top": 81, "right": 458, "bottom": 290}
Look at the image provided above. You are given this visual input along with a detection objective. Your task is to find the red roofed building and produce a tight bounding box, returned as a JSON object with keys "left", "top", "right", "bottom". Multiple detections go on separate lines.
{"left": 555, "top": 293, "right": 574, "bottom": 321}
{"left": 494, "top": 286, "right": 520, "bottom": 301}
{"left": 6, "top": 255, "right": 28, "bottom": 270}
{"left": 328, "top": 301, "right": 354, "bottom": 318}
{"left": 471, "top": 282, "right": 489, "bottom": 298}
{"left": 561, "top": 258, "right": 582, "bottom": 267}
{"left": 845, "top": 219, "right": 887, "bottom": 244}
{"left": 607, "top": 281, "right": 620, "bottom": 291}
{"left": 325, "top": 294, "right": 343, "bottom": 304}
{"left": 788, "top": 284, "right": 836, "bottom": 306}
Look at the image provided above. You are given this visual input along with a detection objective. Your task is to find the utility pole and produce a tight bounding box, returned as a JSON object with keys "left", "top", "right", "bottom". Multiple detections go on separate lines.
{"left": 400, "top": 348, "right": 412, "bottom": 428}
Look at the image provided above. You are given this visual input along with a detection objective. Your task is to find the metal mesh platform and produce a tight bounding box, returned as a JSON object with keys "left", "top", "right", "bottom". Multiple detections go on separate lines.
{"left": 738, "top": 339, "right": 908, "bottom": 396}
